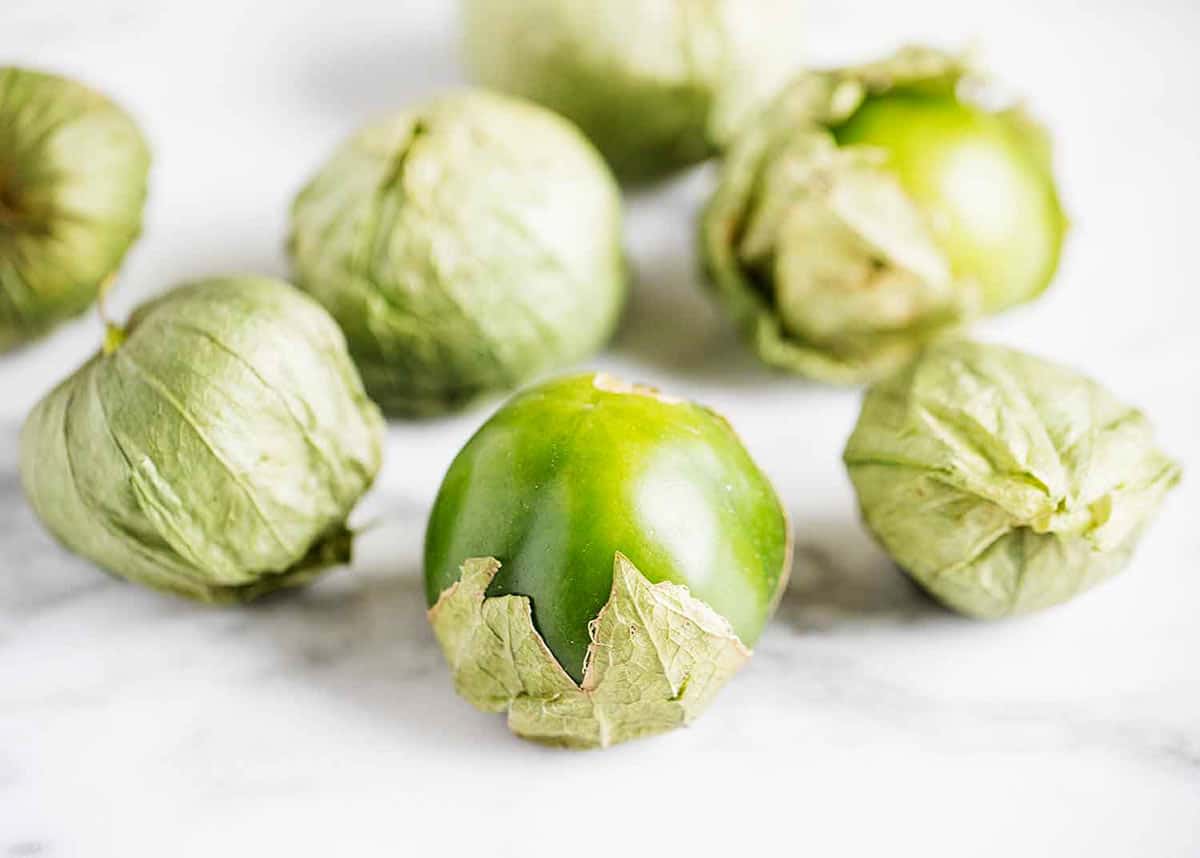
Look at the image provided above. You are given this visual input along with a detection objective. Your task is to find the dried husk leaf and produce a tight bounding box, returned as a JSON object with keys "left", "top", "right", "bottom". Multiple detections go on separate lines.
{"left": 702, "top": 47, "right": 1009, "bottom": 383}
{"left": 844, "top": 340, "right": 1182, "bottom": 617}
{"left": 19, "top": 276, "right": 384, "bottom": 602}
{"left": 463, "top": 0, "right": 805, "bottom": 181}
{"left": 428, "top": 554, "right": 751, "bottom": 749}
{"left": 287, "top": 90, "right": 625, "bottom": 417}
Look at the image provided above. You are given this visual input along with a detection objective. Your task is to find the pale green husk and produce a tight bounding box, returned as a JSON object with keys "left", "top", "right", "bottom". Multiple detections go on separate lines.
{"left": 844, "top": 340, "right": 1181, "bottom": 617}
{"left": 20, "top": 276, "right": 385, "bottom": 603}
{"left": 288, "top": 89, "right": 626, "bottom": 417}
{"left": 702, "top": 46, "right": 1055, "bottom": 384}
{"left": 429, "top": 554, "right": 751, "bottom": 749}
{"left": 0, "top": 67, "right": 150, "bottom": 352}
{"left": 462, "top": 0, "right": 805, "bottom": 181}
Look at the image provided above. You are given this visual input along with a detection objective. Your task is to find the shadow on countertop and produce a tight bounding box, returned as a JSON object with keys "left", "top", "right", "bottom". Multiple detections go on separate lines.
{"left": 612, "top": 237, "right": 769, "bottom": 385}
{"left": 777, "top": 515, "right": 943, "bottom": 633}
{"left": 611, "top": 169, "right": 808, "bottom": 392}
{"left": 0, "top": 415, "right": 936, "bottom": 752}
{"left": 242, "top": 492, "right": 519, "bottom": 750}
{"left": 1, "top": 431, "right": 509, "bottom": 748}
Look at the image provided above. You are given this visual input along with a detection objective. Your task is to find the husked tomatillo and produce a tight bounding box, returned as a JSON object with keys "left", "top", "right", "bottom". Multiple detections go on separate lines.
{"left": 424, "top": 373, "right": 792, "bottom": 748}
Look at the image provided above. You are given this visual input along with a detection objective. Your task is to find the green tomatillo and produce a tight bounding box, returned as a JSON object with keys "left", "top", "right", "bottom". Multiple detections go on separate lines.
{"left": 702, "top": 47, "right": 1067, "bottom": 384}
{"left": 425, "top": 373, "right": 792, "bottom": 748}
{"left": 844, "top": 340, "right": 1180, "bottom": 618}
{"left": 833, "top": 89, "right": 1064, "bottom": 313}
{"left": 288, "top": 89, "right": 626, "bottom": 417}
{"left": 0, "top": 67, "right": 150, "bottom": 352}
{"left": 461, "top": 0, "right": 806, "bottom": 181}
{"left": 20, "top": 276, "right": 385, "bottom": 603}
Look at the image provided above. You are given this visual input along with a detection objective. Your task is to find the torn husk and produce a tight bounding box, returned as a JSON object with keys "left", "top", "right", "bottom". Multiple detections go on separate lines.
{"left": 702, "top": 47, "right": 989, "bottom": 384}
{"left": 428, "top": 554, "right": 751, "bottom": 749}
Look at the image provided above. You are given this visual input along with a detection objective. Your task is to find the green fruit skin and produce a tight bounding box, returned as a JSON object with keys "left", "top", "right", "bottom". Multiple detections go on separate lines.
{"left": 0, "top": 67, "right": 150, "bottom": 352}
{"left": 834, "top": 93, "right": 1065, "bottom": 313}
{"left": 424, "top": 374, "right": 792, "bottom": 682}
{"left": 288, "top": 90, "right": 626, "bottom": 417}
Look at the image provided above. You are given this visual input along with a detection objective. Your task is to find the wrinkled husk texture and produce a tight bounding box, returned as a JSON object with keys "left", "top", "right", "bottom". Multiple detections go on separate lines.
{"left": 288, "top": 89, "right": 626, "bottom": 417}
{"left": 429, "top": 554, "right": 751, "bottom": 749}
{"left": 20, "top": 276, "right": 384, "bottom": 602}
{"left": 844, "top": 340, "right": 1181, "bottom": 617}
{"left": 702, "top": 47, "right": 1059, "bottom": 384}
{"left": 462, "top": 0, "right": 805, "bottom": 181}
{"left": 0, "top": 67, "right": 150, "bottom": 352}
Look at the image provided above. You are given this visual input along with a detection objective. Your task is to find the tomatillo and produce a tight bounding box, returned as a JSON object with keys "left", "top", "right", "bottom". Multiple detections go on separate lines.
{"left": 461, "top": 0, "right": 805, "bottom": 181}
{"left": 833, "top": 92, "right": 1064, "bottom": 314}
{"left": 424, "top": 373, "right": 791, "bottom": 748}
{"left": 701, "top": 46, "right": 1067, "bottom": 384}
{"left": 0, "top": 67, "right": 150, "bottom": 352}
{"left": 845, "top": 340, "right": 1180, "bottom": 617}
{"left": 287, "top": 89, "right": 625, "bottom": 418}
{"left": 21, "top": 276, "right": 384, "bottom": 602}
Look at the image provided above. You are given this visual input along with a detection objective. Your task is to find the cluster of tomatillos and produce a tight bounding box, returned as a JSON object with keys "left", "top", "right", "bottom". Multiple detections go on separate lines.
{"left": 4, "top": 3, "right": 1181, "bottom": 750}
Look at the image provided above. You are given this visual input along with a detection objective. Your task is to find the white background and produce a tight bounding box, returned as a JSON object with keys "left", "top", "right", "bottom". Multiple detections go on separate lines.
{"left": 1, "top": 1, "right": 1198, "bottom": 855}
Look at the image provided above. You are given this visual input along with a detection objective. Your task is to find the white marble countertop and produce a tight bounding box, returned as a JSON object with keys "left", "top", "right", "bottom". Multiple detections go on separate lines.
{"left": 2, "top": 1, "right": 1198, "bottom": 855}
